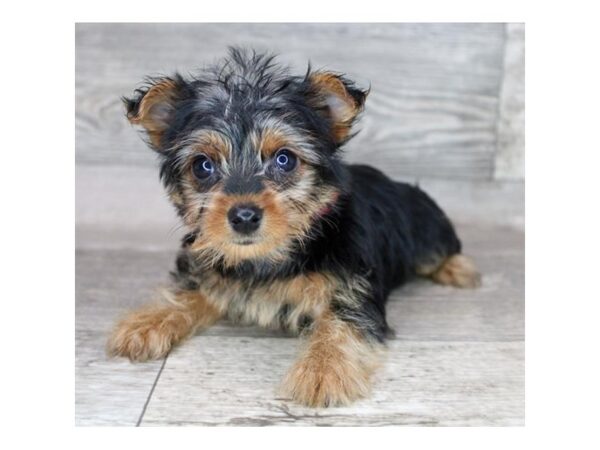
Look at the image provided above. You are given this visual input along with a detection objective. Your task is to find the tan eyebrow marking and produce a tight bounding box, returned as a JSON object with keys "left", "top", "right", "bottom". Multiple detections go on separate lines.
{"left": 191, "top": 130, "right": 232, "bottom": 161}
{"left": 252, "top": 127, "right": 296, "bottom": 160}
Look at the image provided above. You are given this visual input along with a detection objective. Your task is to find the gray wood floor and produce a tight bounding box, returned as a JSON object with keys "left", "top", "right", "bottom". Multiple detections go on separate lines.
{"left": 75, "top": 222, "right": 524, "bottom": 426}
{"left": 75, "top": 23, "right": 524, "bottom": 426}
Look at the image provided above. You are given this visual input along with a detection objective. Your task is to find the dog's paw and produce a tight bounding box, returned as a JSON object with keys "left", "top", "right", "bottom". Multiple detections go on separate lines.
{"left": 106, "top": 306, "right": 193, "bottom": 362}
{"left": 280, "top": 357, "right": 371, "bottom": 407}
{"left": 433, "top": 254, "right": 482, "bottom": 288}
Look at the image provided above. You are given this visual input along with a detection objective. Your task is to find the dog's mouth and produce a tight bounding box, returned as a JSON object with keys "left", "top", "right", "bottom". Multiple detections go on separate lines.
{"left": 231, "top": 237, "right": 261, "bottom": 246}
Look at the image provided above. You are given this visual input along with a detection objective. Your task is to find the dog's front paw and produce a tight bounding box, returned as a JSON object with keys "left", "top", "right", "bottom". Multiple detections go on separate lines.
{"left": 280, "top": 356, "right": 371, "bottom": 407}
{"left": 106, "top": 306, "right": 193, "bottom": 362}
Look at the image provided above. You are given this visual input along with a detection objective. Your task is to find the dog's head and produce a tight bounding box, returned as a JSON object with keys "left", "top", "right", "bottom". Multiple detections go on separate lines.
{"left": 124, "top": 48, "right": 367, "bottom": 268}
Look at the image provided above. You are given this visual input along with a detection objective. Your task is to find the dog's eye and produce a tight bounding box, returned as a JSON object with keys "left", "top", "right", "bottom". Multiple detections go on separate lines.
{"left": 191, "top": 155, "right": 215, "bottom": 179}
{"left": 274, "top": 148, "right": 297, "bottom": 172}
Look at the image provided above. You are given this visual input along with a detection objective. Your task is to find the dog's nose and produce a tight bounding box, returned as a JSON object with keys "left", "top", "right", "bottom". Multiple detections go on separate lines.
{"left": 228, "top": 204, "right": 263, "bottom": 234}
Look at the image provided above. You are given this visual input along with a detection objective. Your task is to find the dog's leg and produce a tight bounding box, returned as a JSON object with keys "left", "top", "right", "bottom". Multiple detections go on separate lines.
{"left": 106, "top": 290, "right": 222, "bottom": 362}
{"left": 417, "top": 254, "right": 481, "bottom": 288}
{"left": 280, "top": 311, "right": 384, "bottom": 407}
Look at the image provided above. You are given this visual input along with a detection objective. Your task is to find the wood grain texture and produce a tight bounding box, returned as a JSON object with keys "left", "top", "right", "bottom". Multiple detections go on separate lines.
{"left": 138, "top": 224, "right": 523, "bottom": 425}
{"left": 75, "top": 330, "right": 164, "bottom": 426}
{"left": 495, "top": 24, "right": 525, "bottom": 179}
{"left": 75, "top": 248, "right": 173, "bottom": 426}
{"left": 75, "top": 224, "right": 524, "bottom": 425}
{"left": 75, "top": 23, "right": 506, "bottom": 180}
{"left": 141, "top": 338, "right": 523, "bottom": 426}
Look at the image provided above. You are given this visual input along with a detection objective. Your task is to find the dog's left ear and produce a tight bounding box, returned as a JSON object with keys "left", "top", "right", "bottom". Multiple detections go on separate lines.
{"left": 307, "top": 72, "right": 368, "bottom": 144}
{"left": 123, "top": 75, "right": 191, "bottom": 151}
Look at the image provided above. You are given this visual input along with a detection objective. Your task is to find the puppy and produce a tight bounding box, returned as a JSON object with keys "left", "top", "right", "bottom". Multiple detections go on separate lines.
{"left": 107, "top": 48, "right": 481, "bottom": 407}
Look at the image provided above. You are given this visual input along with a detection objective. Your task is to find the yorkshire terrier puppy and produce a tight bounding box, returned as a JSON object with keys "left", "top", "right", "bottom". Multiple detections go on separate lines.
{"left": 107, "top": 48, "right": 481, "bottom": 407}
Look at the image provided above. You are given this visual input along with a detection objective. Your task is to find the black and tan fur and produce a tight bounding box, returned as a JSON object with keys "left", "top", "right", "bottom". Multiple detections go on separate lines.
{"left": 107, "top": 48, "right": 481, "bottom": 407}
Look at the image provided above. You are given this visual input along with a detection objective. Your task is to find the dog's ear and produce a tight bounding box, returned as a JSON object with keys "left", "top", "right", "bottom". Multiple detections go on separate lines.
{"left": 123, "top": 75, "right": 190, "bottom": 150}
{"left": 306, "top": 71, "right": 368, "bottom": 144}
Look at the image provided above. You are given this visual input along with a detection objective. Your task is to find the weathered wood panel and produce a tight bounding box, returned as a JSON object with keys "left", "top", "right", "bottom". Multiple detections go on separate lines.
{"left": 75, "top": 225, "right": 524, "bottom": 425}
{"left": 75, "top": 23, "right": 506, "bottom": 180}
{"left": 141, "top": 338, "right": 523, "bottom": 426}
{"left": 137, "top": 224, "right": 523, "bottom": 426}
{"left": 75, "top": 248, "right": 173, "bottom": 426}
{"left": 75, "top": 330, "right": 164, "bottom": 426}
{"left": 495, "top": 23, "right": 525, "bottom": 179}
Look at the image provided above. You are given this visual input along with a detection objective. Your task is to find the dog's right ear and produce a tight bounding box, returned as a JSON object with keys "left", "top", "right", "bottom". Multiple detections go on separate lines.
{"left": 306, "top": 71, "right": 368, "bottom": 145}
{"left": 123, "top": 75, "right": 190, "bottom": 150}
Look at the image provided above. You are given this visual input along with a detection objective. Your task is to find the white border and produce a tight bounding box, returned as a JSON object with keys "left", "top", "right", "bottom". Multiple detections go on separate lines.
{"left": 3, "top": 0, "right": 600, "bottom": 448}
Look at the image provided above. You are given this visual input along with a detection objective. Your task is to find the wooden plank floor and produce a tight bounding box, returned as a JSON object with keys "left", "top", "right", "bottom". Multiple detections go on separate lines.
{"left": 75, "top": 222, "right": 524, "bottom": 426}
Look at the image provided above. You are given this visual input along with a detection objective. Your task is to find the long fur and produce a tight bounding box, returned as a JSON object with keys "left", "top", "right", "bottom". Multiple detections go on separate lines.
{"left": 108, "top": 48, "right": 481, "bottom": 407}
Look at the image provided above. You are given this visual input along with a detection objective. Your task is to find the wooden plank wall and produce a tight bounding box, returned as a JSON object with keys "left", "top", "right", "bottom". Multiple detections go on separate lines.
{"left": 76, "top": 23, "right": 523, "bottom": 181}
{"left": 495, "top": 23, "right": 525, "bottom": 179}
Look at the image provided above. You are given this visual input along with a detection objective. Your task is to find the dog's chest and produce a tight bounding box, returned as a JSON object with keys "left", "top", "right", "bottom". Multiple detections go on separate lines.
{"left": 200, "top": 271, "right": 336, "bottom": 333}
